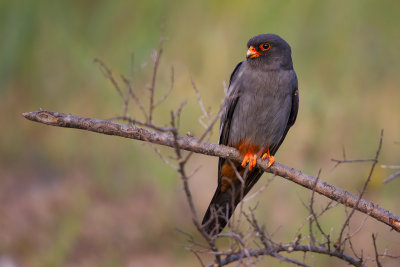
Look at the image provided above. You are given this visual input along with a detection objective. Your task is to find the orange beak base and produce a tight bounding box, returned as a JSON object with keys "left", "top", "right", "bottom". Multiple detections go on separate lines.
{"left": 246, "top": 46, "right": 260, "bottom": 59}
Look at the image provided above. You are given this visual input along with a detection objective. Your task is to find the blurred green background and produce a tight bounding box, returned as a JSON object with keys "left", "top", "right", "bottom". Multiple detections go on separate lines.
{"left": 1, "top": 0, "right": 400, "bottom": 266}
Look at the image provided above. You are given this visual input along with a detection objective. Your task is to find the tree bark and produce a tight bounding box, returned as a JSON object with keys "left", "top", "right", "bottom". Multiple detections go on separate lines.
{"left": 22, "top": 110, "right": 400, "bottom": 232}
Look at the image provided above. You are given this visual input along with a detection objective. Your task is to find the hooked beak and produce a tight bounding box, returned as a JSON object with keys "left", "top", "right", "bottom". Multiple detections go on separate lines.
{"left": 246, "top": 46, "right": 260, "bottom": 59}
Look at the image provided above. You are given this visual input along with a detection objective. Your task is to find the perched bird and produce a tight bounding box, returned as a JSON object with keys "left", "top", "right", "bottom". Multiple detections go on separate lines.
{"left": 201, "top": 34, "right": 299, "bottom": 235}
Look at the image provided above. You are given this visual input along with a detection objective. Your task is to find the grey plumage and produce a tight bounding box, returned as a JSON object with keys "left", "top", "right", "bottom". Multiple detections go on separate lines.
{"left": 228, "top": 66, "right": 296, "bottom": 149}
{"left": 202, "top": 34, "right": 299, "bottom": 236}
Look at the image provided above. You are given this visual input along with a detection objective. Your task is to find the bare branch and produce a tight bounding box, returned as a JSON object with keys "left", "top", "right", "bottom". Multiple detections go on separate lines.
{"left": 308, "top": 170, "right": 331, "bottom": 248}
{"left": 93, "top": 58, "right": 129, "bottom": 116}
{"left": 121, "top": 75, "right": 149, "bottom": 121}
{"left": 154, "top": 65, "right": 175, "bottom": 108}
{"left": 169, "top": 112, "right": 221, "bottom": 265}
{"left": 148, "top": 35, "right": 166, "bottom": 123}
{"left": 22, "top": 110, "right": 400, "bottom": 233}
{"left": 331, "top": 158, "right": 377, "bottom": 164}
{"left": 336, "top": 130, "right": 384, "bottom": 247}
{"left": 379, "top": 252, "right": 400, "bottom": 259}
{"left": 147, "top": 142, "right": 178, "bottom": 170}
{"left": 207, "top": 244, "right": 365, "bottom": 267}
{"left": 371, "top": 234, "right": 382, "bottom": 267}
{"left": 173, "top": 99, "right": 188, "bottom": 131}
{"left": 182, "top": 93, "right": 224, "bottom": 164}
{"left": 191, "top": 76, "right": 211, "bottom": 127}
{"left": 243, "top": 176, "right": 275, "bottom": 203}
{"left": 382, "top": 170, "right": 400, "bottom": 184}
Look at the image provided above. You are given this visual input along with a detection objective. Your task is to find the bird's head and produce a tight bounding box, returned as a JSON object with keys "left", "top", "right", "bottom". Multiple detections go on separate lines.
{"left": 246, "top": 34, "right": 293, "bottom": 69}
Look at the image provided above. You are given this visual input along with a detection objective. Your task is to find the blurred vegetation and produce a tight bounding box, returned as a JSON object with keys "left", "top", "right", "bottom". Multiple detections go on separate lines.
{"left": 1, "top": 0, "right": 400, "bottom": 266}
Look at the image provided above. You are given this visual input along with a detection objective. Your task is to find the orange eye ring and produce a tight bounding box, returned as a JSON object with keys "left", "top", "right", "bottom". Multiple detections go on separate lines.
{"left": 259, "top": 43, "right": 271, "bottom": 51}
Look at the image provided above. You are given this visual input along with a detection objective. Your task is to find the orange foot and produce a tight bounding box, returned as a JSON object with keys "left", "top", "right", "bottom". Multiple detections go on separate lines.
{"left": 261, "top": 149, "right": 275, "bottom": 168}
{"left": 241, "top": 152, "right": 258, "bottom": 171}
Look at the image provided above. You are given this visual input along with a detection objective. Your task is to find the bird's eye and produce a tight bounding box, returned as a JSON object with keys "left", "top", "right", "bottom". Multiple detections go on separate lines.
{"left": 259, "top": 43, "right": 271, "bottom": 51}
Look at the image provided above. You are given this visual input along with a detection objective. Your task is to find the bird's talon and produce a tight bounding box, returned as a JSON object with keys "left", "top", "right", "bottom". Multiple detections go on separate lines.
{"left": 262, "top": 150, "right": 275, "bottom": 168}
{"left": 242, "top": 152, "right": 259, "bottom": 170}
{"left": 266, "top": 155, "right": 274, "bottom": 168}
{"left": 249, "top": 155, "right": 257, "bottom": 171}
{"left": 241, "top": 152, "right": 252, "bottom": 168}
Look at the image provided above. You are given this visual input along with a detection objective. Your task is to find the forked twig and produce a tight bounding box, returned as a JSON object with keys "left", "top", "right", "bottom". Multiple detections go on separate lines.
{"left": 121, "top": 75, "right": 149, "bottom": 121}
{"left": 170, "top": 111, "right": 221, "bottom": 266}
{"left": 94, "top": 58, "right": 130, "bottom": 117}
{"left": 336, "top": 130, "right": 384, "bottom": 248}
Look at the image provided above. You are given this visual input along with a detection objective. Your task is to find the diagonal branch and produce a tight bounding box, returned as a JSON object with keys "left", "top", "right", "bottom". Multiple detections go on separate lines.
{"left": 22, "top": 110, "right": 400, "bottom": 233}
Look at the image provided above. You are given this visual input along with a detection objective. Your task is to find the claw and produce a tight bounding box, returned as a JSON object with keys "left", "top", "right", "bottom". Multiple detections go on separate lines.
{"left": 241, "top": 152, "right": 258, "bottom": 171}
{"left": 261, "top": 149, "right": 275, "bottom": 168}
{"left": 250, "top": 154, "right": 257, "bottom": 171}
{"left": 241, "top": 152, "right": 253, "bottom": 168}
{"left": 266, "top": 155, "right": 274, "bottom": 168}
{"left": 242, "top": 148, "right": 275, "bottom": 171}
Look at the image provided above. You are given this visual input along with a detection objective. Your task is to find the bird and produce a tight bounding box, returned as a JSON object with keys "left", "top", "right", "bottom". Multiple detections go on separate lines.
{"left": 201, "top": 34, "right": 299, "bottom": 236}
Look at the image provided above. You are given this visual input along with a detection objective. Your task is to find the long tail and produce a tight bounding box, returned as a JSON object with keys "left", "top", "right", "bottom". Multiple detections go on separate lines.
{"left": 201, "top": 169, "right": 264, "bottom": 236}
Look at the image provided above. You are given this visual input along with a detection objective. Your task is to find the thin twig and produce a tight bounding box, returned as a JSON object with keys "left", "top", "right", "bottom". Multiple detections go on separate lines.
{"left": 154, "top": 65, "right": 175, "bottom": 108}
{"left": 173, "top": 99, "right": 188, "bottom": 131}
{"left": 206, "top": 244, "right": 365, "bottom": 267}
{"left": 225, "top": 159, "right": 246, "bottom": 232}
{"left": 382, "top": 170, "right": 400, "bottom": 184}
{"left": 372, "top": 234, "right": 382, "bottom": 267}
{"left": 191, "top": 76, "right": 211, "bottom": 127}
{"left": 336, "top": 130, "right": 384, "bottom": 248}
{"left": 308, "top": 170, "right": 332, "bottom": 249}
{"left": 241, "top": 211, "right": 310, "bottom": 267}
{"left": 183, "top": 96, "right": 224, "bottom": 164}
{"left": 147, "top": 142, "right": 177, "bottom": 170}
{"left": 243, "top": 176, "right": 275, "bottom": 203}
{"left": 148, "top": 35, "right": 166, "bottom": 123}
{"left": 94, "top": 58, "right": 130, "bottom": 116}
{"left": 121, "top": 75, "right": 149, "bottom": 121}
{"left": 170, "top": 112, "right": 221, "bottom": 266}
{"left": 190, "top": 247, "right": 207, "bottom": 267}
{"left": 331, "top": 158, "right": 377, "bottom": 164}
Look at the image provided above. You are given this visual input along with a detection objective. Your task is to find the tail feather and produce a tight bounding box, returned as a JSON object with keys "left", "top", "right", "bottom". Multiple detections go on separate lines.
{"left": 201, "top": 169, "right": 263, "bottom": 235}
